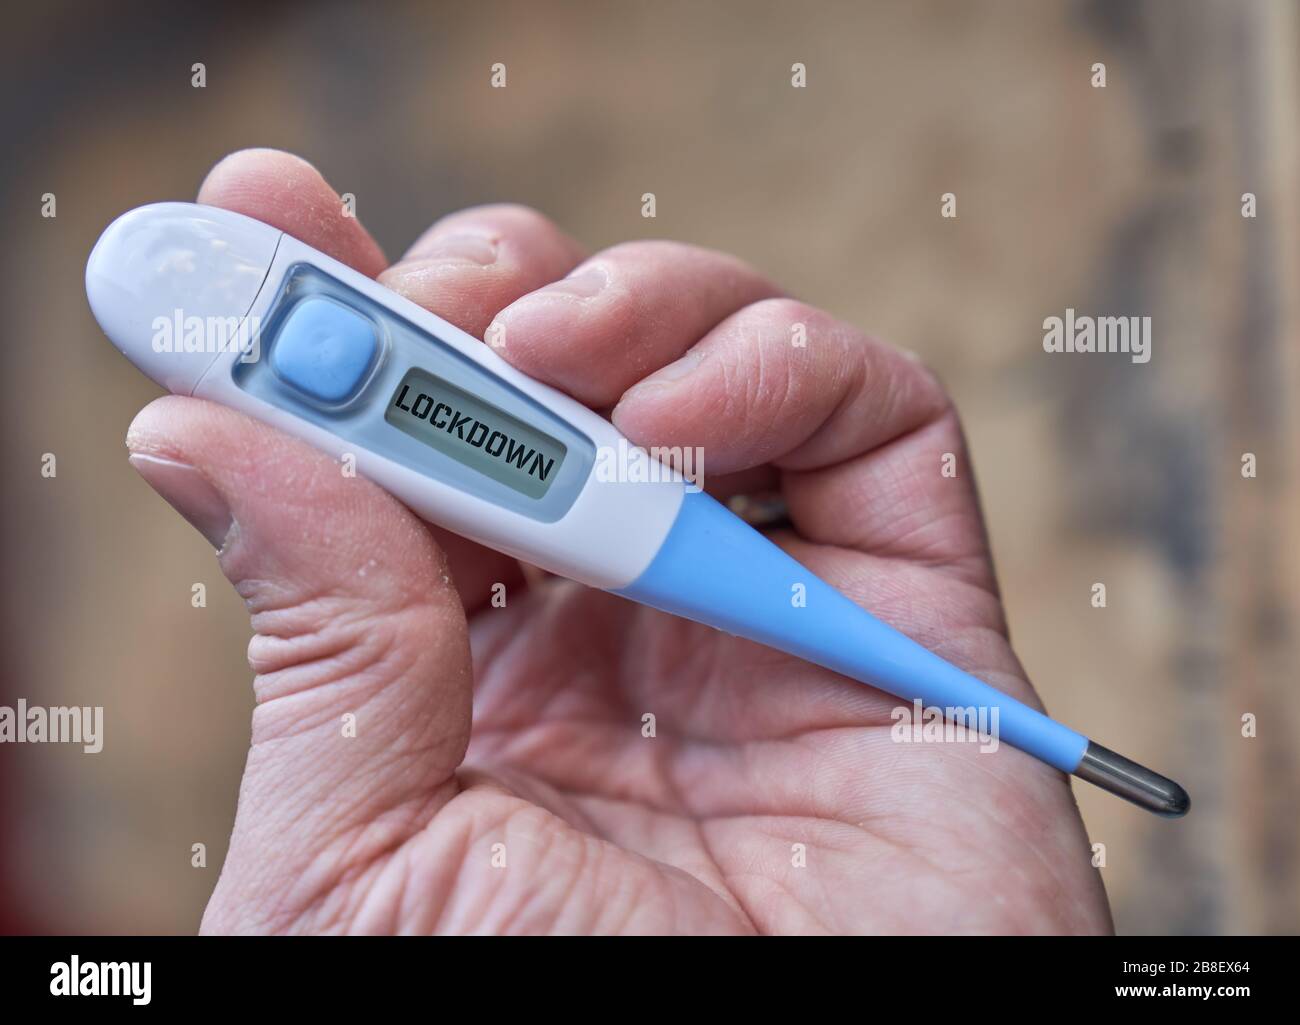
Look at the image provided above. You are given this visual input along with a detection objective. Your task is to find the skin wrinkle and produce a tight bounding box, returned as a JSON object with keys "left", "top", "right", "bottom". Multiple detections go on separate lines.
{"left": 252, "top": 654, "right": 438, "bottom": 747}
{"left": 938, "top": 764, "right": 1093, "bottom": 930}
{"left": 788, "top": 354, "right": 949, "bottom": 473}
{"left": 786, "top": 538, "right": 1007, "bottom": 648}
{"left": 476, "top": 765, "right": 609, "bottom": 838}
{"left": 469, "top": 805, "right": 569, "bottom": 934}
{"left": 467, "top": 585, "right": 1034, "bottom": 832}
{"left": 248, "top": 598, "right": 428, "bottom": 680}
{"left": 231, "top": 645, "right": 475, "bottom": 910}
{"left": 487, "top": 711, "right": 966, "bottom": 827}
{"left": 705, "top": 846, "right": 839, "bottom": 935}
{"left": 239, "top": 726, "right": 443, "bottom": 868}
{"left": 483, "top": 715, "right": 828, "bottom": 816}
{"left": 328, "top": 854, "right": 403, "bottom": 934}
{"left": 734, "top": 825, "right": 976, "bottom": 932}
{"left": 802, "top": 330, "right": 873, "bottom": 451}
{"left": 417, "top": 783, "right": 508, "bottom": 934}
{"left": 806, "top": 431, "right": 946, "bottom": 535}
{"left": 466, "top": 586, "right": 613, "bottom": 734}
{"left": 249, "top": 621, "right": 443, "bottom": 741}
{"left": 637, "top": 712, "right": 755, "bottom": 919}
{"left": 480, "top": 593, "right": 1003, "bottom": 759}
{"left": 293, "top": 792, "right": 449, "bottom": 929}
{"left": 566, "top": 790, "right": 754, "bottom": 924}
{"left": 246, "top": 632, "right": 362, "bottom": 689}
{"left": 381, "top": 844, "right": 421, "bottom": 935}
{"left": 244, "top": 595, "right": 374, "bottom": 666}
{"left": 878, "top": 510, "right": 986, "bottom": 574}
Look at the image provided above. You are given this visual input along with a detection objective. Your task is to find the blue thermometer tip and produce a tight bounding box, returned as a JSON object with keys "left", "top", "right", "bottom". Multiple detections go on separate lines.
{"left": 617, "top": 491, "right": 1189, "bottom": 817}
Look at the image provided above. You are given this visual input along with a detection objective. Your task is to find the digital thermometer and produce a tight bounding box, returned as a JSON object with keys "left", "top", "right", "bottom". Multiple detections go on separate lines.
{"left": 86, "top": 202, "right": 1189, "bottom": 817}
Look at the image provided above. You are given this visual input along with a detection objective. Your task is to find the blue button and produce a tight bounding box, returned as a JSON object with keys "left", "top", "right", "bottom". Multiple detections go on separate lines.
{"left": 271, "top": 298, "right": 378, "bottom": 403}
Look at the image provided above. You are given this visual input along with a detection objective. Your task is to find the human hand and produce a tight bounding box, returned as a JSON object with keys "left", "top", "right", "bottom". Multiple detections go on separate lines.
{"left": 125, "top": 148, "right": 1112, "bottom": 934}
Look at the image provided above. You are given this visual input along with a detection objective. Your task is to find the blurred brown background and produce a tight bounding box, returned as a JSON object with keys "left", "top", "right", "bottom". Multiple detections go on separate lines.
{"left": 2, "top": 0, "right": 1297, "bottom": 934}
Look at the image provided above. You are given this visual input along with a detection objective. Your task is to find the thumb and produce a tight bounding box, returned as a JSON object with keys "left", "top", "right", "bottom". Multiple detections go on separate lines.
{"left": 126, "top": 395, "right": 473, "bottom": 929}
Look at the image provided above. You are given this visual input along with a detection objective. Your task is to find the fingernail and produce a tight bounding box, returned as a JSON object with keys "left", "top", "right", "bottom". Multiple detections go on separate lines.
{"left": 627, "top": 347, "right": 705, "bottom": 394}
{"left": 128, "top": 454, "right": 233, "bottom": 551}
{"left": 415, "top": 233, "right": 498, "bottom": 266}
{"left": 487, "top": 267, "right": 609, "bottom": 351}
{"left": 538, "top": 266, "right": 608, "bottom": 299}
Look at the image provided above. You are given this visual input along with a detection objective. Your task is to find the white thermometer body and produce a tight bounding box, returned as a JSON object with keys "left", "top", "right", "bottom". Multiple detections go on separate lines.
{"left": 87, "top": 203, "right": 680, "bottom": 590}
{"left": 86, "top": 202, "right": 1189, "bottom": 817}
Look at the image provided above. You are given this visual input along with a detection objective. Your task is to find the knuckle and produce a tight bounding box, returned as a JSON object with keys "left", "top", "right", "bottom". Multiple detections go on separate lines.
{"left": 734, "top": 297, "right": 828, "bottom": 345}
{"left": 588, "top": 241, "right": 768, "bottom": 287}
{"left": 592, "top": 238, "right": 662, "bottom": 262}
{"left": 902, "top": 354, "right": 955, "bottom": 422}
{"left": 589, "top": 238, "right": 688, "bottom": 266}
{"left": 438, "top": 202, "right": 561, "bottom": 239}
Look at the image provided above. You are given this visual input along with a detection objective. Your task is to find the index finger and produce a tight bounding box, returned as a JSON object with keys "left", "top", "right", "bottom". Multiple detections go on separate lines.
{"left": 611, "top": 298, "right": 994, "bottom": 583}
{"left": 198, "top": 148, "right": 389, "bottom": 277}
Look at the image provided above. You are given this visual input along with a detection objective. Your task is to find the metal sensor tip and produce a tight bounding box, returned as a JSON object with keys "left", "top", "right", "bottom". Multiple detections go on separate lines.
{"left": 1074, "top": 742, "right": 1190, "bottom": 817}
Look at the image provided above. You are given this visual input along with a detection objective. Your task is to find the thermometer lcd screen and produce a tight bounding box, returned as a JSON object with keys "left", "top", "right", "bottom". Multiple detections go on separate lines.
{"left": 385, "top": 367, "right": 567, "bottom": 499}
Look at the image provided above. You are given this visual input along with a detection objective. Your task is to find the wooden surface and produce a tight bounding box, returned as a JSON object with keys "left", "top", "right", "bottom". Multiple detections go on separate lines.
{"left": 1, "top": 0, "right": 1296, "bottom": 934}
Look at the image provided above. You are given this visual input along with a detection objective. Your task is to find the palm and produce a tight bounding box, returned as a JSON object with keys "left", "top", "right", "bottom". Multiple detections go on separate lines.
{"left": 445, "top": 530, "right": 1112, "bottom": 934}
